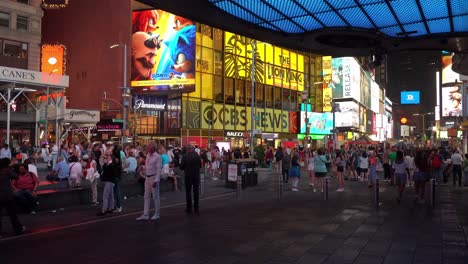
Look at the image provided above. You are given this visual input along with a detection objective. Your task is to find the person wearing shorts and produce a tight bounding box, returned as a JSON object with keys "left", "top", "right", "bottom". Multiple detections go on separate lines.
{"left": 392, "top": 151, "right": 410, "bottom": 203}
{"left": 313, "top": 149, "right": 329, "bottom": 193}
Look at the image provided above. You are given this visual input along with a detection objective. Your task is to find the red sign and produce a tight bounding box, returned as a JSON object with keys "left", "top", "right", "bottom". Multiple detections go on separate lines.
{"left": 289, "top": 112, "right": 298, "bottom": 133}
{"left": 372, "top": 113, "right": 377, "bottom": 135}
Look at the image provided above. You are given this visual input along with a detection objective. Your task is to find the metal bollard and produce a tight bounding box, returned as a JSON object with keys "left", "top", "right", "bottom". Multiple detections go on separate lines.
{"left": 374, "top": 178, "right": 380, "bottom": 208}
{"left": 200, "top": 171, "right": 205, "bottom": 197}
{"left": 324, "top": 177, "right": 329, "bottom": 200}
{"left": 236, "top": 171, "right": 242, "bottom": 200}
{"left": 430, "top": 179, "right": 435, "bottom": 208}
{"left": 278, "top": 170, "right": 283, "bottom": 200}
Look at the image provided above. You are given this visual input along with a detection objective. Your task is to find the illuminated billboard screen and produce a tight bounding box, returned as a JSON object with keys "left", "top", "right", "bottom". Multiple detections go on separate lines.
{"left": 300, "top": 112, "right": 333, "bottom": 135}
{"left": 131, "top": 10, "right": 196, "bottom": 93}
{"left": 442, "top": 86, "right": 462, "bottom": 117}
{"left": 335, "top": 101, "right": 359, "bottom": 128}
{"left": 400, "top": 91, "right": 420, "bottom": 104}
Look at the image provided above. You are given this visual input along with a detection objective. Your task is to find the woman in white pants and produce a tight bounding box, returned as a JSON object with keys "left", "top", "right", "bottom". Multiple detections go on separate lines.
{"left": 83, "top": 153, "right": 99, "bottom": 206}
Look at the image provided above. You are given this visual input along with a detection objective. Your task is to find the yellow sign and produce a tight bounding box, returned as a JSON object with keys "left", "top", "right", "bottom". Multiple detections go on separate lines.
{"left": 224, "top": 32, "right": 304, "bottom": 91}
{"left": 322, "top": 56, "right": 333, "bottom": 112}
{"left": 201, "top": 102, "right": 289, "bottom": 132}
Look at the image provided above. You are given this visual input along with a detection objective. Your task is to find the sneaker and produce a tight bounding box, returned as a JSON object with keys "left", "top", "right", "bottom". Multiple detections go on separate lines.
{"left": 136, "top": 215, "right": 149, "bottom": 221}
{"left": 150, "top": 215, "right": 160, "bottom": 221}
{"left": 336, "top": 188, "right": 344, "bottom": 192}
{"left": 313, "top": 188, "right": 317, "bottom": 193}
{"left": 114, "top": 207, "right": 122, "bottom": 213}
{"left": 212, "top": 177, "right": 218, "bottom": 181}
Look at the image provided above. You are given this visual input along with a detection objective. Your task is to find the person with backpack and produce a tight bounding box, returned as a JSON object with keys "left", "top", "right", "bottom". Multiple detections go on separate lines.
{"left": 289, "top": 149, "right": 301, "bottom": 191}
{"left": 430, "top": 150, "right": 443, "bottom": 183}
{"left": 282, "top": 148, "right": 291, "bottom": 183}
{"left": 274, "top": 147, "right": 283, "bottom": 174}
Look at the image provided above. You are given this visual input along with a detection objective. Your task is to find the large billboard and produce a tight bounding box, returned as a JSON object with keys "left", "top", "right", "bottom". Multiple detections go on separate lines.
{"left": 370, "top": 81, "right": 380, "bottom": 113}
{"left": 442, "top": 86, "right": 463, "bottom": 116}
{"left": 322, "top": 56, "right": 333, "bottom": 112}
{"left": 300, "top": 112, "right": 333, "bottom": 134}
{"left": 335, "top": 101, "right": 359, "bottom": 128}
{"left": 131, "top": 10, "right": 196, "bottom": 93}
{"left": 224, "top": 32, "right": 305, "bottom": 91}
{"left": 400, "top": 91, "right": 421, "bottom": 104}
{"left": 332, "top": 57, "right": 360, "bottom": 101}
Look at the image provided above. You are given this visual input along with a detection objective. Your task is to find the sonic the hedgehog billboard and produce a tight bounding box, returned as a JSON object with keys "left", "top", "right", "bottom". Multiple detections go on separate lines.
{"left": 131, "top": 10, "right": 195, "bottom": 93}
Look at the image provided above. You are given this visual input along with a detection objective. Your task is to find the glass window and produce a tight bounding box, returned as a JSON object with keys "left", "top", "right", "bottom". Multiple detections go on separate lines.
{"left": 290, "top": 91, "right": 298, "bottom": 111}
{"left": 3, "top": 40, "right": 27, "bottom": 59}
{"left": 213, "top": 28, "right": 223, "bottom": 50}
{"left": 17, "top": 16, "right": 28, "bottom": 31}
{"left": 0, "top": 12, "right": 9, "bottom": 28}
{"left": 274, "top": 87, "right": 281, "bottom": 109}
{"left": 246, "top": 81, "right": 252, "bottom": 106}
{"left": 255, "top": 83, "right": 264, "bottom": 108}
{"left": 201, "top": 47, "right": 213, "bottom": 73}
{"left": 224, "top": 77, "right": 234, "bottom": 104}
{"left": 201, "top": 73, "right": 213, "bottom": 100}
{"left": 264, "top": 85, "right": 273, "bottom": 108}
{"left": 214, "top": 51, "right": 222, "bottom": 75}
{"left": 214, "top": 75, "right": 223, "bottom": 103}
{"left": 282, "top": 89, "right": 290, "bottom": 111}
{"left": 235, "top": 79, "right": 245, "bottom": 106}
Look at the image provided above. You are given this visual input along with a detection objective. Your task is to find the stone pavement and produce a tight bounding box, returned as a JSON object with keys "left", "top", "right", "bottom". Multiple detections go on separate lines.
{"left": 1, "top": 169, "right": 468, "bottom": 264}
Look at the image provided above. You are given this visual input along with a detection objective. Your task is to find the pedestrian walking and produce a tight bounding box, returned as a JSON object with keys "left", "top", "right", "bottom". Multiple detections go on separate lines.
{"left": 180, "top": 145, "right": 201, "bottom": 214}
{"left": 97, "top": 153, "right": 119, "bottom": 216}
{"left": 314, "top": 149, "right": 329, "bottom": 193}
{"left": 414, "top": 149, "right": 430, "bottom": 204}
{"left": 451, "top": 150, "right": 464, "bottom": 187}
{"left": 306, "top": 149, "right": 315, "bottom": 187}
{"left": 335, "top": 151, "right": 345, "bottom": 192}
{"left": 393, "top": 151, "right": 410, "bottom": 203}
{"left": 289, "top": 149, "right": 301, "bottom": 191}
{"left": 282, "top": 148, "right": 291, "bottom": 183}
{"left": 136, "top": 142, "right": 161, "bottom": 221}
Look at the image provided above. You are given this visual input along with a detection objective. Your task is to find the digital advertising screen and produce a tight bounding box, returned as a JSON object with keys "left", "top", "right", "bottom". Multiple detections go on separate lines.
{"left": 131, "top": 10, "right": 196, "bottom": 93}
{"left": 335, "top": 101, "right": 359, "bottom": 128}
{"left": 400, "top": 91, "right": 420, "bottom": 104}
{"left": 442, "top": 86, "right": 463, "bottom": 117}
{"left": 300, "top": 112, "right": 333, "bottom": 135}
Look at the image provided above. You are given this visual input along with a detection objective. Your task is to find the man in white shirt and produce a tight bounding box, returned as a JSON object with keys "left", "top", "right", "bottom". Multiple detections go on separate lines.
{"left": 451, "top": 150, "right": 464, "bottom": 187}
{"left": 0, "top": 144, "right": 11, "bottom": 159}
{"left": 136, "top": 142, "right": 161, "bottom": 221}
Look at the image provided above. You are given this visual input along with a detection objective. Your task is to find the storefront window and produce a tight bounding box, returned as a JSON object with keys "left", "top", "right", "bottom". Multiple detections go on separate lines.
{"left": 214, "top": 75, "right": 223, "bottom": 103}
{"left": 290, "top": 90, "right": 298, "bottom": 111}
{"left": 265, "top": 85, "right": 273, "bottom": 108}
{"left": 201, "top": 24, "right": 212, "bottom": 47}
{"left": 274, "top": 86, "right": 281, "bottom": 109}
{"left": 224, "top": 77, "right": 234, "bottom": 104}
{"left": 235, "top": 79, "right": 245, "bottom": 106}
{"left": 214, "top": 51, "right": 222, "bottom": 75}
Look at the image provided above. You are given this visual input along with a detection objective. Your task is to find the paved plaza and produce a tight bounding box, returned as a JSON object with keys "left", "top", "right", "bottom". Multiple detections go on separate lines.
{"left": 1, "top": 170, "right": 468, "bottom": 264}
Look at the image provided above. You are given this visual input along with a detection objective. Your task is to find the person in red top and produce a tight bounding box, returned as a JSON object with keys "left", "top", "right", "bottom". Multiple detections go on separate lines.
{"left": 11, "top": 164, "right": 39, "bottom": 213}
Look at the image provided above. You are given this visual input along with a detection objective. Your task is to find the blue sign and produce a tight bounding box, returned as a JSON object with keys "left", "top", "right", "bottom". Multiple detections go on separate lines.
{"left": 401, "top": 91, "right": 420, "bottom": 105}
{"left": 300, "top": 112, "right": 333, "bottom": 135}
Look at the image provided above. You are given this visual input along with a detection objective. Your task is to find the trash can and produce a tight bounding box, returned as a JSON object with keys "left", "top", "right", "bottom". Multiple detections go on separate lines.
{"left": 226, "top": 159, "right": 257, "bottom": 189}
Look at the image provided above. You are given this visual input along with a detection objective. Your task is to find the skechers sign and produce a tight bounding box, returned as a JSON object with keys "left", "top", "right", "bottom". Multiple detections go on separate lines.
{"left": 201, "top": 102, "right": 289, "bottom": 133}
{"left": 400, "top": 91, "right": 420, "bottom": 105}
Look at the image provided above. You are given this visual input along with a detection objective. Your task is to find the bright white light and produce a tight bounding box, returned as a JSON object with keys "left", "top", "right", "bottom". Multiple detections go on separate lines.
{"left": 48, "top": 57, "right": 57, "bottom": 65}
{"left": 40, "top": 130, "right": 44, "bottom": 139}
{"left": 110, "top": 44, "right": 120, "bottom": 49}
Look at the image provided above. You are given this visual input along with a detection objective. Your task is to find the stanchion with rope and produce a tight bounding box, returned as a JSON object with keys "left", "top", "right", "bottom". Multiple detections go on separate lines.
{"left": 278, "top": 170, "right": 283, "bottom": 200}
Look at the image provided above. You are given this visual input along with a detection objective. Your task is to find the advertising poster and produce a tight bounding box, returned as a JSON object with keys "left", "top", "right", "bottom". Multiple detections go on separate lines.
{"left": 370, "top": 81, "right": 380, "bottom": 113}
{"left": 400, "top": 91, "right": 421, "bottom": 104}
{"left": 341, "top": 57, "right": 361, "bottom": 101}
{"left": 131, "top": 10, "right": 196, "bottom": 92}
{"left": 300, "top": 112, "right": 333, "bottom": 134}
{"left": 442, "top": 86, "right": 463, "bottom": 116}
{"left": 322, "top": 56, "right": 333, "bottom": 112}
{"left": 360, "top": 71, "right": 371, "bottom": 108}
{"left": 335, "top": 101, "right": 359, "bottom": 128}
{"left": 330, "top": 57, "right": 343, "bottom": 98}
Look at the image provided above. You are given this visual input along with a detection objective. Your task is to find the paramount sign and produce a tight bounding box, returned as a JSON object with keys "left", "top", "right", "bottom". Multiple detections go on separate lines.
{"left": 134, "top": 99, "right": 166, "bottom": 111}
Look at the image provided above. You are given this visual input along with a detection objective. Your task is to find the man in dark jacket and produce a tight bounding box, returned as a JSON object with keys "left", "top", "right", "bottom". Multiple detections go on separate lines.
{"left": 0, "top": 158, "right": 24, "bottom": 237}
{"left": 180, "top": 145, "right": 202, "bottom": 214}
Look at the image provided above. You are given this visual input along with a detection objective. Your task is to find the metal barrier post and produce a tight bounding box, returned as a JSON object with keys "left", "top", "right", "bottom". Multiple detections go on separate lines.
{"left": 324, "top": 177, "right": 329, "bottom": 200}
{"left": 200, "top": 170, "right": 205, "bottom": 198}
{"left": 374, "top": 178, "right": 380, "bottom": 208}
{"left": 430, "top": 179, "right": 435, "bottom": 208}
{"left": 236, "top": 163, "right": 242, "bottom": 200}
{"left": 278, "top": 170, "right": 283, "bottom": 200}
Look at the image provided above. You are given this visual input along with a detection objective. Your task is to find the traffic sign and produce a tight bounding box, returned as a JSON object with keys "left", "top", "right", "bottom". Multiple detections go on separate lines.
{"left": 112, "top": 119, "right": 124, "bottom": 123}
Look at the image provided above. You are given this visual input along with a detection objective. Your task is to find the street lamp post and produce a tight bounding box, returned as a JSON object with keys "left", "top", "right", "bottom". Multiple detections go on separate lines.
{"left": 413, "top": 112, "right": 434, "bottom": 140}
{"left": 250, "top": 41, "right": 256, "bottom": 158}
{"left": 110, "top": 43, "right": 129, "bottom": 144}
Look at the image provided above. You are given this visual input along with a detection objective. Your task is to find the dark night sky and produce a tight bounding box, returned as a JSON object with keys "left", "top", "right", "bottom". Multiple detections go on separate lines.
{"left": 387, "top": 50, "right": 441, "bottom": 130}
